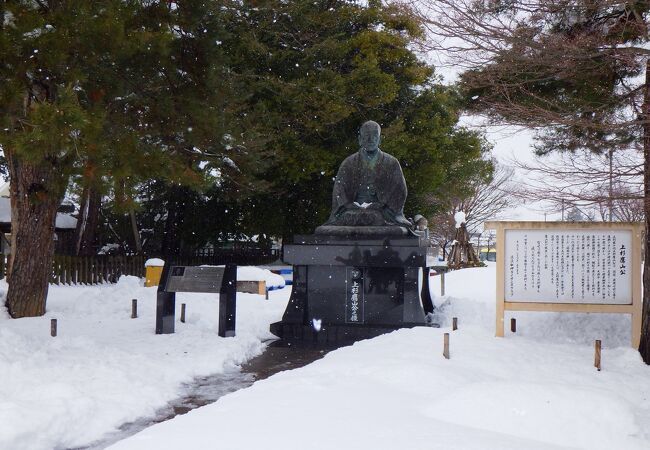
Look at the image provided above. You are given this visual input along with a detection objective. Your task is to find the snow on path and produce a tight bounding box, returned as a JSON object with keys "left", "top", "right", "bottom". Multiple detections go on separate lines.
{"left": 0, "top": 276, "right": 289, "bottom": 450}
{"left": 109, "top": 264, "right": 650, "bottom": 450}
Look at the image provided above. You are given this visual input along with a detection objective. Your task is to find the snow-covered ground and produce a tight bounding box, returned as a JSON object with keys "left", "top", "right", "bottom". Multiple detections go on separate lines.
{"left": 0, "top": 276, "right": 289, "bottom": 450}
{"left": 3, "top": 263, "right": 650, "bottom": 450}
{"left": 109, "top": 263, "right": 650, "bottom": 450}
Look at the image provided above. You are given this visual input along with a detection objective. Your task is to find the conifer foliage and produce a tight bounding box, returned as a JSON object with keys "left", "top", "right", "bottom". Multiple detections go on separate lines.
{"left": 221, "top": 0, "right": 491, "bottom": 238}
{"left": 0, "top": 1, "right": 247, "bottom": 316}
{"left": 0, "top": 0, "right": 490, "bottom": 317}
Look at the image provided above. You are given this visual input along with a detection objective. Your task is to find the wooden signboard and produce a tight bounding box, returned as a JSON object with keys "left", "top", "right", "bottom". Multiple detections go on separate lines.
{"left": 484, "top": 221, "right": 643, "bottom": 347}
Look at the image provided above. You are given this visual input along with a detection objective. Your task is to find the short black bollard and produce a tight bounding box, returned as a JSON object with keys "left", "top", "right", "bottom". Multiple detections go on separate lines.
{"left": 265, "top": 288, "right": 269, "bottom": 300}
{"left": 51, "top": 319, "right": 57, "bottom": 337}
{"left": 511, "top": 318, "right": 517, "bottom": 333}
{"left": 452, "top": 317, "right": 458, "bottom": 331}
{"left": 180, "top": 303, "right": 186, "bottom": 323}
{"left": 131, "top": 299, "right": 138, "bottom": 319}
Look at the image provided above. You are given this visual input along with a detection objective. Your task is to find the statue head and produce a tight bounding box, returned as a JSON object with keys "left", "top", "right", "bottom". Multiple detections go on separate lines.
{"left": 358, "top": 120, "right": 381, "bottom": 153}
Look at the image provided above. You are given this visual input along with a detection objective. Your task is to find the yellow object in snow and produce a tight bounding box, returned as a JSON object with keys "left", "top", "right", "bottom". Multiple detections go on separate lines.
{"left": 145, "top": 264, "right": 164, "bottom": 287}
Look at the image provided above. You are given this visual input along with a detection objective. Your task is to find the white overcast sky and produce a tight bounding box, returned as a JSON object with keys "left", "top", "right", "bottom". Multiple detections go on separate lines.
{"left": 432, "top": 47, "right": 556, "bottom": 222}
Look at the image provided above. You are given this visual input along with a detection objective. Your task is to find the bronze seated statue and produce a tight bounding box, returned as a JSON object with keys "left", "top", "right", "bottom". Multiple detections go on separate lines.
{"left": 316, "top": 120, "right": 414, "bottom": 236}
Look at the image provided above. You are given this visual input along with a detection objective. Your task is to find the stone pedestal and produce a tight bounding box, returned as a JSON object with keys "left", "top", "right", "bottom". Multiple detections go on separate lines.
{"left": 270, "top": 234, "right": 436, "bottom": 344}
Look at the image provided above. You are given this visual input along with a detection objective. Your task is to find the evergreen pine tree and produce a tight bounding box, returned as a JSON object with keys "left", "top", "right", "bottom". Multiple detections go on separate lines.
{"left": 0, "top": 1, "right": 255, "bottom": 316}
{"left": 231, "top": 0, "right": 490, "bottom": 238}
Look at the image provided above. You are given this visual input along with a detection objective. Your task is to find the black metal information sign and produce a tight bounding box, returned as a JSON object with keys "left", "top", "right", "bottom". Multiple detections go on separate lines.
{"left": 155, "top": 264, "right": 237, "bottom": 337}
{"left": 165, "top": 266, "right": 226, "bottom": 293}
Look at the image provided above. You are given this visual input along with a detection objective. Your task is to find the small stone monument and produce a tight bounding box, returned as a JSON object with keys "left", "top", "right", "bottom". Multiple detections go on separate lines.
{"left": 270, "top": 121, "right": 436, "bottom": 344}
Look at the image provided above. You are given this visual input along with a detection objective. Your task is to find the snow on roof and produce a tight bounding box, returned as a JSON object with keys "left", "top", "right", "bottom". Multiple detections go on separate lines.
{"left": 0, "top": 196, "right": 9, "bottom": 223}
{"left": 0, "top": 197, "right": 77, "bottom": 230}
{"left": 55, "top": 212, "right": 77, "bottom": 229}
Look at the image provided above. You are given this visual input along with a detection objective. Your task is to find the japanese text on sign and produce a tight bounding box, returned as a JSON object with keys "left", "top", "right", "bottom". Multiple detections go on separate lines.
{"left": 346, "top": 268, "right": 365, "bottom": 323}
{"left": 504, "top": 229, "right": 632, "bottom": 304}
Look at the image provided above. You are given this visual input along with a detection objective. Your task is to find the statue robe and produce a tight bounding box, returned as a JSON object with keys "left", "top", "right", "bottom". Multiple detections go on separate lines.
{"left": 325, "top": 149, "right": 411, "bottom": 227}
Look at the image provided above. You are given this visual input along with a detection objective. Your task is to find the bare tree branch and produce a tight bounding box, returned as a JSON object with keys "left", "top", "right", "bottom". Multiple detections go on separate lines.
{"left": 428, "top": 161, "right": 518, "bottom": 258}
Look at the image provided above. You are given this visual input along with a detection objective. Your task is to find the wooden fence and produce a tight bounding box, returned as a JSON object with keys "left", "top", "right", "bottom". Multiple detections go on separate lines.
{"left": 0, "top": 247, "right": 278, "bottom": 286}
{"left": 0, "top": 254, "right": 145, "bottom": 285}
{"left": 51, "top": 255, "right": 145, "bottom": 285}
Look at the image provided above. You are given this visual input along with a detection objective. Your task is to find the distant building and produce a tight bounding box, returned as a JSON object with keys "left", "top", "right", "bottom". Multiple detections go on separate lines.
{"left": 0, "top": 182, "right": 77, "bottom": 254}
{"left": 479, "top": 248, "right": 496, "bottom": 262}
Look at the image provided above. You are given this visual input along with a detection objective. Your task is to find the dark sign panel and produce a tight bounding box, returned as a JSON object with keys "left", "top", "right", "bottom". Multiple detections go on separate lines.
{"left": 165, "top": 266, "right": 226, "bottom": 293}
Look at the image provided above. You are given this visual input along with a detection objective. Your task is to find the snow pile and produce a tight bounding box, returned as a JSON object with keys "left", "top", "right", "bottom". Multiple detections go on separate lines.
{"left": 197, "top": 265, "right": 285, "bottom": 290}
{"left": 3, "top": 263, "right": 650, "bottom": 450}
{"left": 110, "top": 264, "right": 650, "bottom": 450}
{"left": 237, "top": 266, "right": 285, "bottom": 290}
{"left": 429, "top": 264, "right": 635, "bottom": 347}
{"left": 108, "top": 327, "right": 650, "bottom": 450}
{"left": 454, "top": 210, "right": 466, "bottom": 228}
{"left": 144, "top": 258, "right": 165, "bottom": 267}
{"left": 0, "top": 276, "right": 289, "bottom": 450}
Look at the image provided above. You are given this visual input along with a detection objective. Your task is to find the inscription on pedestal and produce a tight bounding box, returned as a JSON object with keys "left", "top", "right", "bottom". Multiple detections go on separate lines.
{"left": 346, "top": 268, "right": 365, "bottom": 324}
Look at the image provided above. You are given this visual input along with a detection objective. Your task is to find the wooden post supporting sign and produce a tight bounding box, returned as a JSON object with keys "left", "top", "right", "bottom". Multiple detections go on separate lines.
{"left": 485, "top": 221, "right": 642, "bottom": 348}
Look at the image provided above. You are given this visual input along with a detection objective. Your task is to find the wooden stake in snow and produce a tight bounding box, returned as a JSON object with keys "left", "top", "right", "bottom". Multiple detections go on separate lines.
{"left": 443, "top": 333, "right": 450, "bottom": 359}
{"left": 440, "top": 272, "right": 446, "bottom": 296}
{"left": 511, "top": 318, "right": 516, "bottom": 333}
{"left": 51, "top": 319, "right": 57, "bottom": 337}
{"left": 131, "top": 299, "right": 138, "bottom": 319}
{"left": 595, "top": 340, "right": 602, "bottom": 371}
{"left": 452, "top": 317, "right": 458, "bottom": 331}
{"left": 181, "top": 303, "right": 186, "bottom": 323}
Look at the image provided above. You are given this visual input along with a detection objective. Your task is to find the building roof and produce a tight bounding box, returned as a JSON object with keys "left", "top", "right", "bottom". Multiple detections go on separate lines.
{"left": 0, "top": 182, "right": 77, "bottom": 230}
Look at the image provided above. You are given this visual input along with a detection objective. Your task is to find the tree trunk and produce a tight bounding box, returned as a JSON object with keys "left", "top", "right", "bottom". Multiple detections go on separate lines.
{"left": 129, "top": 207, "right": 142, "bottom": 254}
{"left": 4, "top": 150, "right": 64, "bottom": 318}
{"left": 74, "top": 184, "right": 101, "bottom": 256}
{"left": 639, "top": 61, "right": 650, "bottom": 362}
{"left": 161, "top": 185, "right": 188, "bottom": 259}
